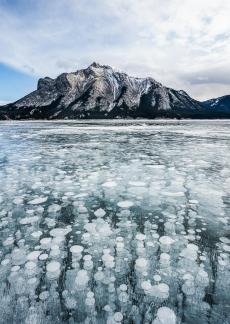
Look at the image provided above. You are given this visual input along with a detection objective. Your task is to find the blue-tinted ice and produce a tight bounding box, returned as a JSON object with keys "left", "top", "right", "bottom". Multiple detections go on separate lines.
{"left": 0, "top": 120, "right": 230, "bottom": 323}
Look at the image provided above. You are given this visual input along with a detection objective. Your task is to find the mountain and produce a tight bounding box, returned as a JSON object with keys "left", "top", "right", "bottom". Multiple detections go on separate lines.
{"left": 202, "top": 95, "right": 230, "bottom": 118}
{"left": 0, "top": 62, "right": 229, "bottom": 119}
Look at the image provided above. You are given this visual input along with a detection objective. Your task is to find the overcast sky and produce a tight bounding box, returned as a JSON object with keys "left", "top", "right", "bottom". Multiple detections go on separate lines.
{"left": 0, "top": 0, "right": 230, "bottom": 103}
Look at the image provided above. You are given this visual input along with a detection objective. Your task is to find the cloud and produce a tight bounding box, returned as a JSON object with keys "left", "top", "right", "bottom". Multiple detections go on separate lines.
{"left": 181, "top": 66, "right": 230, "bottom": 85}
{"left": 0, "top": 0, "right": 230, "bottom": 100}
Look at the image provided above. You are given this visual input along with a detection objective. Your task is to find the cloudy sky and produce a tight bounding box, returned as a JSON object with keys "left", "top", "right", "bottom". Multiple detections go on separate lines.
{"left": 0, "top": 0, "right": 230, "bottom": 103}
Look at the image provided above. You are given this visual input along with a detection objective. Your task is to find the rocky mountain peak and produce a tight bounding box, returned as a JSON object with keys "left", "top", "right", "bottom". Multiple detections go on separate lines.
{"left": 89, "top": 62, "right": 104, "bottom": 68}
{"left": 0, "top": 63, "right": 230, "bottom": 120}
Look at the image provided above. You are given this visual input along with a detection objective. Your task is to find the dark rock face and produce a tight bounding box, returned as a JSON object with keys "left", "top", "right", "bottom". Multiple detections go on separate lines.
{"left": 0, "top": 63, "right": 229, "bottom": 119}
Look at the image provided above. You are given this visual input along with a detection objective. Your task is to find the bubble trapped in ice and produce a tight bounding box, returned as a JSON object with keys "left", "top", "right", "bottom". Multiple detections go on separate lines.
{"left": 0, "top": 120, "right": 230, "bottom": 323}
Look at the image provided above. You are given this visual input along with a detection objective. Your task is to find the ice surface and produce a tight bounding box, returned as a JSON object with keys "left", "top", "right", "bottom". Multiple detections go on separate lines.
{"left": 153, "top": 307, "right": 176, "bottom": 324}
{"left": 27, "top": 251, "right": 41, "bottom": 261}
{"left": 102, "top": 181, "right": 117, "bottom": 188}
{"left": 159, "top": 236, "right": 174, "bottom": 245}
{"left": 50, "top": 227, "right": 71, "bottom": 237}
{"left": 94, "top": 208, "right": 106, "bottom": 218}
{"left": 0, "top": 120, "right": 230, "bottom": 323}
{"left": 46, "top": 261, "right": 61, "bottom": 280}
{"left": 70, "top": 245, "right": 84, "bottom": 255}
{"left": 117, "top": 200, "right": 134, "bottom": 208}
{"left": 28, "top": 197, "right": 47, "bottom": 205}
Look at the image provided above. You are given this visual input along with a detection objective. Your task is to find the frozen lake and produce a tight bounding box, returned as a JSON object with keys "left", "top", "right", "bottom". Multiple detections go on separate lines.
{"left": 0, "top": 120, "right": 230, "bottom": 324}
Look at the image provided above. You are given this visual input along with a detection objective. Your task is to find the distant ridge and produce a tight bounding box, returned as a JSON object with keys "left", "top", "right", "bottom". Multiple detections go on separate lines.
{"left": 0, "top": 62, "right": 229, "bottom": 119}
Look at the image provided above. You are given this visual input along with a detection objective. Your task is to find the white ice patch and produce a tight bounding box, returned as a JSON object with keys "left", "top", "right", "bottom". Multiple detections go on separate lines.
{"left": 94, "top": 208, "right": 106, "bottom": 218}
{"left": 102, "top": 181, "right": 117, "bottom": 188}
{"left": 117, "top": 200, "right": 134, "bottom": 208}
{"left": 28, "top": 197, "right": 47, "bottom": 205}
{"left": 153, "top": 307, "right": 176, "bottom": 324}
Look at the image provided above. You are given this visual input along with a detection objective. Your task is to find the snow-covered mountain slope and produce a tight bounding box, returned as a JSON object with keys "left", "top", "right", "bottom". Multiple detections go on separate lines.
{"left": 202, "top": 95, "right": 230, "bottom": 117}
{"left": 0, "top": 62, "right": 229, "bottom": 119}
